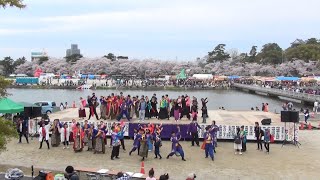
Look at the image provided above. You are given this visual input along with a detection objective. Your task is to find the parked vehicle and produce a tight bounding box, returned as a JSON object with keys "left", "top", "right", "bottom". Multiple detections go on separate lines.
{"left": 34, "top": 101, "right": 58, "bottom": 114}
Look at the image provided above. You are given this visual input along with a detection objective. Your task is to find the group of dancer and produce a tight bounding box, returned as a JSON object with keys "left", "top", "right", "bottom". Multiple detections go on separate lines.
{"left": 37, "top": 116, "right": 219, "bottom": 162}
{"left": 78, "top": 92, "right": 209, "bottom": 123}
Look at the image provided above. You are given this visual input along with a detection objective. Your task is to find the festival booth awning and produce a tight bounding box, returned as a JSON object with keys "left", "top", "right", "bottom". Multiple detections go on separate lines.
{"left": 0, "top": 98, "right": 24, "bottom": 113}
{"left": 228, "top": 75, "right": 241, "bottom": 80}
{"left": 276, "top": 76, "right": 300, "bottom": 81}
{"left": 192, "top": 74, "right": 213, "bottom": 80}
{"left": 213, "top": 76, "right": 227, "bottom": 81}
{"left": 300, "top": 77, "right": 316, "bottom": 82}
{"left": 256, "top": 77, "right": 276, "bottom": 82}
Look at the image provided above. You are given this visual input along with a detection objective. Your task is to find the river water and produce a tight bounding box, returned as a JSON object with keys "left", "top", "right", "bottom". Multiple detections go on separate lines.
{"left": 7, "top": 88, "right": 307, "bottom": 113}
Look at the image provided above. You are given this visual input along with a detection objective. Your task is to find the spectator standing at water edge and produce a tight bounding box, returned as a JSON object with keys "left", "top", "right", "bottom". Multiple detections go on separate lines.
{"left": 314, "top": 100, "right": 318, "bottom": 113}
{"left": 78, "top": 97, "right": 86, "bottom": 119}
{"left": 261, "top": 103, "right": 265, "bottom": 111}
{"left": 264, "top": 103, "right": 269, "bottom": 112}
{"left": 254, "top": 122, "right": 263, "bottom": 151}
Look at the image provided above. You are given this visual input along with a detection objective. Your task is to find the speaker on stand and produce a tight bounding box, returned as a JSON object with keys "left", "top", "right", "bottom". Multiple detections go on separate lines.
{"left": 281, "top": 111, "right": 301, "bottom": 148}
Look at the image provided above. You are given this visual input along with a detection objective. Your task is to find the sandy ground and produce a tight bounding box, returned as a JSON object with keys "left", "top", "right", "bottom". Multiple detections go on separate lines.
{"left": 1, "top": 130, "right": 320, "bottom": 180}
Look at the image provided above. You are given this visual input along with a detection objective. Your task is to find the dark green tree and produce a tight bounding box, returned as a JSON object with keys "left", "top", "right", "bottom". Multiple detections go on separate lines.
{"left": 0, "top": 76, "right": 17, "bottom": 152}
{"left": 285, "top": 44, "right": 320, "bottom": 62}
{"left": 0, "top": 0, "right": 25, "bottom": 8}
{"left": 65, "top": 54, "right": 83, "bottom": 63}
{"left": 13, "top": 57, "right": 26, "bottom": 68}
{"left": 38, "top": 56, "right": 49, "bottom": 65}
{"left": 306, "top": 38, "right": 319, "bottom": 45}
{"left": 257, "top": 43, "right": 283, "bottom": 64}
{"left": 0, "top": 56, "right": 15, "bottom": 76}
{"left": 104, "top": 53, "right": 116, "bottom": 61}
{"left": 207, "top": 44, "right": 230, "bottom": 63}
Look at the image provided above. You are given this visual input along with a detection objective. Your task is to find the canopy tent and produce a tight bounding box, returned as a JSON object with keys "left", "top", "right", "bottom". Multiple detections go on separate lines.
{"left": 214, "top": 76, "right": 227, "bottom": 81}
{"left": 192, "top": 74, "right": 213, "bottom": 80}
{"left": 0, "top": 98, "right": 24, "bottom": 113}
{"left": 228, "top": 75, "right": 240, "bottom": 80}
{"left": 34, "top": 68, "right": 43, "bottom": 77}
{"left": 276, "top": 76, "right": 300, "bottom": 81}
{"left": 256, "top": 77, "right": 276, "bottom": 82}
{"left": 176, "top": 69, "right": 187, "bottom": 80}
{"left": 300, "top": 77, "right": 315, "bottom": 82}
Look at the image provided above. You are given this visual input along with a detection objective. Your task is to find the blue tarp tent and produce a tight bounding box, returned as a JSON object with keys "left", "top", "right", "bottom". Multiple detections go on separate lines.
{"left": 16, "top": 77, "right": 39, "bottom": 84}
{"left": 80, "top": 75, "right": 87, "bottom": 79}
{"left": 228, "top": 75, "right": 240, "bottom": 79}
{"left": 88, "top": 75, "right": 95, "bottom": 79}
{"left": 276, "top": 76, "right": 300, "bottom": 81}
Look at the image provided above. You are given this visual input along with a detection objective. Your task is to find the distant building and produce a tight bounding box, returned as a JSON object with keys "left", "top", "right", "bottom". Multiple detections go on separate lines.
{"left": 31, "top": 51, "right": 48, "bottom": 62}
{"left": 66, "top": 44, "right": 81, "bottom": 57}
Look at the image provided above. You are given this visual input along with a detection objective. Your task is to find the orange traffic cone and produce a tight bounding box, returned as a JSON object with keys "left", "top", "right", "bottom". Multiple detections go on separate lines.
{"left": 300, "top": 123, "right": 304, "bottom": 130}
{"left": 308, "top": 123, "right": 312, "bottom": 130}
{"left": 140, "top": 161, "right": 145, "bottom": 174}
{"left": 72, "top": 101, "right": 76, "bottom": 108}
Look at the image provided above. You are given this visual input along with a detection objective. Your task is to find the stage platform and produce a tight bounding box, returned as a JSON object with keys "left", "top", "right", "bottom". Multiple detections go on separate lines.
{"left": 29, "top": 108, "right": 295, "bottom": 142}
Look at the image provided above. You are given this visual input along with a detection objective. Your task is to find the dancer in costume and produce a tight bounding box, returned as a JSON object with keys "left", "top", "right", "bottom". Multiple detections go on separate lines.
{"left": 166, "top": 126, "right": 186, "bottom": 161}
{"left": 39, "top": 122, "right": 50, "bottom": 149}
{"left": 118, "top": 124, "right": 126, "bottom": 151}
{"left": 82, "top": 120, "right": 91, "bottom": 146}
{"left": 150, "top": 96, "right": 158, "bottom": 118}
{"left": 78, "top": 97, "right": 86, "bottom": 119}
{"left": 100, "top": 96, "right": 107, "bottom": 120}
{"left": 146, "top": 129, "right": 153, "bottom": 152}
{"left": 117, "top": 96, "right": 131, "bottom": 121}
{"left": 73, "top": 123, "right": 84, "bottom": 152}
{"left": 87, "top": 125, "right": 95, "bottom": 151}
{"left": 94, "top": 127, "right": 106, "bottom": 154}
{"left": 129, "top": 128, "right": 143, "bottom": 156}
{"left": 50, "top": 119, "right": 61, "bottom": 147}
{"left": 187, "top": 120, "right": 202, "bottom": 147}
{"left": 145, "top": 96, "right": 151, "bottom": 119}
{"left": 158, "top": 96, "right": 168, "bottom": 120}
{"left": 111, "top": 126, "right": 121, "bottom": 160}
{"left": 140, "top": 129, "right": 148, "bottom": 161}
{"left": 203, "top": 126, "right": 214, "bottom": 161}
{"left": 60, "top": 123, "right": 70, "bottom": 149}
{"left": 154, "top": 134, "right": 162, "bottom": 159}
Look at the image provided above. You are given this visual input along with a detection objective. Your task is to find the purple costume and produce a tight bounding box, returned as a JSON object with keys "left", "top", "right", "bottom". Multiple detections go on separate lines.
{"left": 167, "top": 131, "right": 185, "bottom": 160}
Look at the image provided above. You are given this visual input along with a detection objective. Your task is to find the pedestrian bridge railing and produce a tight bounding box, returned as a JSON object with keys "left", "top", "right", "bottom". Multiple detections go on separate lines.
{"left": 233, "top": 83, "right": 320, "bottom": 103}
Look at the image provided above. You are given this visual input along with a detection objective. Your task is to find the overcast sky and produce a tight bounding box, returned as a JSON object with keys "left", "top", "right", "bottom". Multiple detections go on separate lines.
{"left": 1, "top": 0, "right": 320, "bottom": 61}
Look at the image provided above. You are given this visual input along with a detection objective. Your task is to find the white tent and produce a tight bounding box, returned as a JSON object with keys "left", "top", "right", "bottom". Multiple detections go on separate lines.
{"left": 192, "top": 74, "right": 213, "bottom": 80}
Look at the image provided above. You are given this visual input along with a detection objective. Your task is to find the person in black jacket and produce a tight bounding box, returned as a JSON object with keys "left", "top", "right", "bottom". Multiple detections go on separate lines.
{"left": 254, "top": 122, "right": 263, "bottom": 151}
{"left": 17, "top": 117, "right": 29, "bottom": 144}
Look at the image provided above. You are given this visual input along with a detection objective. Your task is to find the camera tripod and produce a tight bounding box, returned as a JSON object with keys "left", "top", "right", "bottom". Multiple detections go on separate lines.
{"left": 281, "top": 122, "right": 301, "bottom": 148}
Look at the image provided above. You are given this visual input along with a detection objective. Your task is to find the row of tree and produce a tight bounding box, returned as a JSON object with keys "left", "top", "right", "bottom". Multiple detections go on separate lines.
{"left": 12, "top": 57, "right": 320, "bottom": 78}
{"left": 207, "top": 38, "right": 320, "bottom": 64}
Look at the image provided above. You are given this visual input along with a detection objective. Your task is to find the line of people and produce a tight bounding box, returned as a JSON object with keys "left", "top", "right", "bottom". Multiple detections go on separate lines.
{"left": 78, "top": 92, "right": 209, "bottom": 123}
